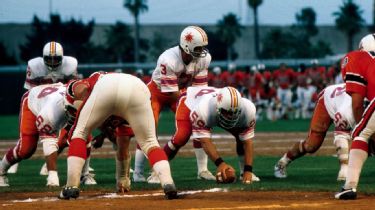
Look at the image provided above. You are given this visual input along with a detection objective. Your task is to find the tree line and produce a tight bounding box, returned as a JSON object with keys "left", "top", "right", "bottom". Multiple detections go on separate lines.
{"left": 0, "top": 0, "right": 370, "bottom": 65}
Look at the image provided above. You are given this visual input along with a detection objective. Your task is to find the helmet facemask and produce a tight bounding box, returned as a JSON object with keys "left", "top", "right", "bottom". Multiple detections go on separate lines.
{"left": 42, "top": 41, "right": 64, "bottom": 71}
{"left": 190, "top": 46, "right": 209, "bottom": 58}
{"left": 217, "top": 107, "right": 241, "bottom": 129}
{"left": 216, "top": 87, "right": 242, "bottom": 129}
{"left": 43, "top": 55, "right": 63, "bottom": 71}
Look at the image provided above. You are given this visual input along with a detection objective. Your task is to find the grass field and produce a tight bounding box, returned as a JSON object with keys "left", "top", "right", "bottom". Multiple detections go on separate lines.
{"left": 0, "top": 112, "right": 313, "bottom": 139}
{"left": 2, "top": 155, "right": 375, "bottom": 195}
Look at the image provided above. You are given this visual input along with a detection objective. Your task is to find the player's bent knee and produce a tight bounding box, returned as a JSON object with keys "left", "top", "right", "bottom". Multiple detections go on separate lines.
{"left": 334, "top": 134, "right": 350, "bottom": 160}
{"left": 41, "top": 138, "right": 59, "bottom": 156}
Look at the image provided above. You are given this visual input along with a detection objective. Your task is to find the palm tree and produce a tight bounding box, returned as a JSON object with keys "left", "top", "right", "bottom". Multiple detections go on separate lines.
{"left": 216, "top": 13, "right": 243, "bottom": 61}
{"left": 248, "top": 0, "right": 263, "bottom": 58}
{"left": 295, "top": 7, "right": 318, "bottom": 37}
{"left": 106, "top": 21, "right": 133, "bottom": 63}
{"left": 124, "top": 0, "right": 148, "bottom": 63}
{"left": 333, "top": 0, "right": 364, "bottom": 51}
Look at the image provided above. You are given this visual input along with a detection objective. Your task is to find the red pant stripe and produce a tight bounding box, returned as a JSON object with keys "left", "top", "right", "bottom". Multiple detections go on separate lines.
{"left": 351, "top": 140, "right": 368, "bottom": 152}
{"left": 148, "top": 148, "right": 167, "bottom": 167}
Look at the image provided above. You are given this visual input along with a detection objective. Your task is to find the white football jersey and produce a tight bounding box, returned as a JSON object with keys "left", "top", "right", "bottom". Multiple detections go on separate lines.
{"left": 323, "top": 83, "right": 355, "bottom": 131}
{"left": 151, "top": 46, "right": 211, "bottom": 92}
{"left": 27, "top": 83, "right": 67, "bottom": 134}
{"left": 185, "top": 87, "right": 256, "bottom": 141}
{"left": 24, "top": 56, "right": 78, "bottom": 89}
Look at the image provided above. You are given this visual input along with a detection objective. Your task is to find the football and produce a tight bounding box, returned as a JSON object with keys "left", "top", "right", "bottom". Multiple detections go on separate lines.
{"left": 217, "top": 168, "right": 236, "bottom": 184}
{"left": 224, "top": 168, "right": 236, "bottom": 183}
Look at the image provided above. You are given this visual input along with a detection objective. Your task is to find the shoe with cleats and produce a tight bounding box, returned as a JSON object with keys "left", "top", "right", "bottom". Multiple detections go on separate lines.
{"left": 274, "top": 163, "right": 287, "bottom": 178}
{"left": 58, "top": 186, "right": 80, "bottom": 200}
{"left": 163, "top": 183, "right": 178, "bottom": 200}
{"left": 0, "top": 174, "right": 9, "bottom": 187}
{"left": 197, "top": 170, "right": 216, "bottom": 181}
{"left": 335, "top": 187, "right": 357, "bottom": 200}
{"left": 80, "top": 173, "right": 97, "bottom": 185}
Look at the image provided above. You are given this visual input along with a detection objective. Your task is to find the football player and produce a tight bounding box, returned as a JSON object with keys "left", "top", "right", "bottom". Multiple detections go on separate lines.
{"left": 0, "top": 83, "right": 68, "bottom": 187}
{"left": 335, "top": 34, "right": 375, "bottom": 199}
{"left": 163, "top": 86, "right": 260, "bottom": 184}
{"left": 8, "top": 42, "right": 82, "bottom": 176}
{"left": 133, "top": 26, "right": 215, "bottom": 183}
{"left": 24, "top": 41, "right": 77, "bottom": 89}
{"left": 58, "top": 72, "right": 177, "bottom": 200}
{"left": 274, "top": 84, "right": 354, "bottom": 181}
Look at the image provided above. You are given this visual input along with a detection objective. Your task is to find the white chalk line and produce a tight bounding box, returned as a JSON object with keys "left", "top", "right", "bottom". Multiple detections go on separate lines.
{"left": 4, "top": 188, "right": 228, "bottom": 204}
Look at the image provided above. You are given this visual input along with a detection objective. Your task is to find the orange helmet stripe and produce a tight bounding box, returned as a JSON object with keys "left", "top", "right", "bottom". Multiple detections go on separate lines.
{"left": 50, "top": 41, "right": 56, "bottom": 56}
{"left": 192, "top": 26, "right": 208, "bottom": 43}
{"left": 228, "top": 87, "right": 238, "bottom": 109}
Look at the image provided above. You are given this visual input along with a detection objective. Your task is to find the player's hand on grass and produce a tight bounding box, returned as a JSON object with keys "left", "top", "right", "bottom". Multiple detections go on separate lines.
{"left": 242, "top": 171, "right": 252, "bottom": 184}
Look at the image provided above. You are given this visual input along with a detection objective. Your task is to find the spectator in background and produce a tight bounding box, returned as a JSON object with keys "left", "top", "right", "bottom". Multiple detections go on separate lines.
{"left": 326, "top": 61, "right": 343, "bottom": 85}
{"left": 243, "top": 65, "right": 264, "bottom": 103}
{"left": 260, "top": 64, "right": 272, "bottom": 85}
{"left": 257, "top": 82, "right": 278, "bottom": 121}
{"left": 307, "top": 59, "right": 326, "bottom": 90}
{"left": 220, "top": 63, "right": 237, "bottom": 87}
{"left": 208, "top": 66, "right": 224, "bottom": 88}
{"left": 295, "top": 64, "right": 316, "bottom": 119}
{"left": 272, "top": 63, "right": 295, "bottom": 119}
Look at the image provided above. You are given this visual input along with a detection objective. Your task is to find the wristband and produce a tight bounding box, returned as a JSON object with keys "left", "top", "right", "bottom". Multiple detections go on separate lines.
{"left": 244, "top": 165, "right": 253, "bottom": 172}
{"left": 214, "top": 157, "right": 224, "bottom": 166}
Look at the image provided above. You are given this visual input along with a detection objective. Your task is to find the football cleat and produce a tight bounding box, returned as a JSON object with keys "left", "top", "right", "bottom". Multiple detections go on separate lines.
{"left": 0, "top": 174, "right": 9, "bottom": 187}
{"left": 147, "top": 172, "right": 160, "bottom": 184}
{"left": 58, "top": 186, "right": 80, "bottom": 200}
{"left": 163, "top": 183, "right": 178, "bottom": 200}
{"left": 7, "top": 163, "right": 18, "bottom": 174}
{"left": 40, "top": 163, "right": 48, "bottom": 176}
{"left": 197, "top": 170, "right": 216, "bottom": 181}
{"left": 335, "top": 187, "right": 357, "bottom": 200}
{"left": 274, "top": 163, "right": 287, "bottom": 178}
{"left": 46, "top": 173, "right": 60, "bottom": 187}
{"left": 133, "top": 172, "right": 146, "bottom": 182}
{"left": 80, "top": 173, "right": 97, "bottom": 185}
{"left": 88, "top": 166, "right": 95, "bottom": 172}
{"left": 252, "top": 173, "right": 260, "bottom": 182}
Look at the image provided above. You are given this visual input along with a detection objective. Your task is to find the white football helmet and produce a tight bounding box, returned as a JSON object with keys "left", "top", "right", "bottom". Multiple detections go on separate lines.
{"left": 358, "top": 34, "right": 375, "bottom": 51}
{"left": 180, "top": 26, "right": 208, "bottom": 58}
{"left": 43, "top": 41, "right": 63, "bottom": 71}
{"left": 216, "top": 87, "right": 242, "bottom": 129}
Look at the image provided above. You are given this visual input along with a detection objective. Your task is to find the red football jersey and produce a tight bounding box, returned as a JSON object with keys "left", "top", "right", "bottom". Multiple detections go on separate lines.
{"left": 341, "top": 50, "right": 375, "bottom": 100}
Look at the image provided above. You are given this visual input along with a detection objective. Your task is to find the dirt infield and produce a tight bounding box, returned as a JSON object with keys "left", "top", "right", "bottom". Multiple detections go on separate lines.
{"left": 1, "top": 190, "right": 375, "bottom": 210}
{"left": 2, "top": 132, "right": 366, "bottom": 210}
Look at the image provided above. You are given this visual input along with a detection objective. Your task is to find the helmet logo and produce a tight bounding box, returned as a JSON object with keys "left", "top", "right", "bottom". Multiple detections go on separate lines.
{"left": 185, "top": 32, "right": 193, "bottom": 43}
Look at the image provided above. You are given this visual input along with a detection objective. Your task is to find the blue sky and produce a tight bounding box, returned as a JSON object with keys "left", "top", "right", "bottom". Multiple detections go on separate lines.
{"left": 0, "top": 0, "right": 372, "bottom": 25}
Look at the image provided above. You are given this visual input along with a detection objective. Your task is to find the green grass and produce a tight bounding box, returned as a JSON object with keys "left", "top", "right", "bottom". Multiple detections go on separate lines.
{"left": 0, "top": 112, "right": 312, "bottom": 139}
{"left": 2, "top": 156, "right": 375, "bottom": 194}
